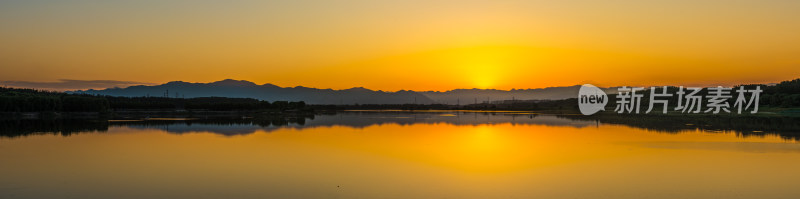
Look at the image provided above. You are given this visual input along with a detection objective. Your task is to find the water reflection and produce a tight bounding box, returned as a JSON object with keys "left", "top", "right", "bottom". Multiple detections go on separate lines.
{"left": 2, "top": 111, "right": 800, "bottom": 199}
{"left": 561, "top": 114, "right": 800, "bottom": 140}
{"left": 1, "top": 111, "right": 799, "bottom": 140}
{"left": 0, "top": 119, "right": 108, "bottom": 138}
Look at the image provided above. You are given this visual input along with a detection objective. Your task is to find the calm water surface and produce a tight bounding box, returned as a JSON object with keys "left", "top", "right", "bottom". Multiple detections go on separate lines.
{"left": 1, "top": 111, "right": 799, "bottom": 199}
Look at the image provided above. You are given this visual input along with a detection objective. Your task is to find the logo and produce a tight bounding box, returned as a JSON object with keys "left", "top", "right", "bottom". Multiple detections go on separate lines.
{"left": 578, "top": 84, "right": 608, "bottom": 115}
{"left": 576, "top": 85, "right": 762, "bottom": 115}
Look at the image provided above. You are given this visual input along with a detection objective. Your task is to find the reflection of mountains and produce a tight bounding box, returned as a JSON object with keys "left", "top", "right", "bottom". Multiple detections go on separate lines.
{"left": 0, "top": 112, "right": 597, "bottom": 137}
{"left": 117, "top": 112, "right": 598, "bottom": 136}
{"left": 72, "top": 79, "right": 614, "bottom": 104}
{"left": 2, "top": 112, "right": 799, "bottom": 140}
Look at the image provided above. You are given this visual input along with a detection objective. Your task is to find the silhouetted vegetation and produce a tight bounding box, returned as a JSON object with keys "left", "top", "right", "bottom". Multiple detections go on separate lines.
{"left": 305, "top": 78, "right": 800, "bottom": 112}
{"left": 0, "top": 87, "right": 109, "bottom": 112}
{"left": 0, "top": 87, "right": 308, "bottom": 113}
{"left": 2, "top": 78, "right": 798, "bottom": 113}
{"left": 106, "top": 97, "right": 306, "bottom": 111}
{"left": 755, "top": 78, "right": 800, "bottom": 107}
{"left": 488, "top": 78, "right": 800, "bottom": 113}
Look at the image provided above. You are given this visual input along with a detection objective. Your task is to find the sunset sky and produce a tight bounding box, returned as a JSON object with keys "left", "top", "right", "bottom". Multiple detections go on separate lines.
{"left": 1, "top": 0, "right": 799, "bottom": 91}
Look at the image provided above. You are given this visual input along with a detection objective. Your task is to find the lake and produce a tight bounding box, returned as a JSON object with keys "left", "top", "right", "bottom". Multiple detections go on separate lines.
{"left": 1, "top": 111, "right": 799, "bottom": 198}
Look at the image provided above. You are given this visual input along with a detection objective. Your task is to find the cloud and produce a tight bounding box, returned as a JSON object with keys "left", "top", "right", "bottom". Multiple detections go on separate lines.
{"left": 0, "top": 79, "right": 155, "bottom": 91}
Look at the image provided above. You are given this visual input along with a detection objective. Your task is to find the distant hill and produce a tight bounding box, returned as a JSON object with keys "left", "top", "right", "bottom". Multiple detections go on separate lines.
{"left": 70, "top": 79, "right": 615, "bottom": 104}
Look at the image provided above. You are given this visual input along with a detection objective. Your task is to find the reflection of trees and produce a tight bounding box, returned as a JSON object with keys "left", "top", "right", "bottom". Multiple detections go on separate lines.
{"left": 3, "top": 112, "right": 799, "bottom": 141}
{"left": 0, "top": 115, "right": 315, "bottom": 138}
{"left": 560, "top": 114, "right": 800, "bottom": 141}
{"left": 0, "top": 119, "right": 108, "bottom": 138}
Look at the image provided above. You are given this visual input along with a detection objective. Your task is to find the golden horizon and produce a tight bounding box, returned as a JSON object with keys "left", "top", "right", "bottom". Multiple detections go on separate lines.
{"left": 1, "top": 1, "right": 799, "bottom": 91}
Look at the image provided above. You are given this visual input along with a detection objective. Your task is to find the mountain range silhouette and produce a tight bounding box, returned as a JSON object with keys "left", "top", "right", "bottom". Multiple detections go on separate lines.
{"left": 71, "top": 79, "right": 615, "bottom": 104}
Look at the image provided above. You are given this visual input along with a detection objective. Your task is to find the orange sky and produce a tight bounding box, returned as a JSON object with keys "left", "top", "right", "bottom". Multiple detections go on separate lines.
{"left": 1, "top": 0, "right": 799, "bottom": 91}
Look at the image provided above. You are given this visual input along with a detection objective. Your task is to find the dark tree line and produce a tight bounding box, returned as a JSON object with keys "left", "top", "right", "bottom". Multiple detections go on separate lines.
{"left": 0, "top": 87, "right": 306, "bottom": 112}
{"left": 612, "top": 78, "right": 800, "bottom": 110}
{"left": 106, "top": 96, "right": 305, "bottom": 111}
{"left": 309, "top": 78, "right": 800, "bottom": 112}
{"left": 0, "top": 87, "right": 108, "bottom": 112}
{"left": 1, "top": 78, "right": 797, "bottom": 113}
{"left": 493, "top": 78, "right": 800, "bottom": 112}
{"left": 754, "top": 78, "right": 800, "bottom": 107}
